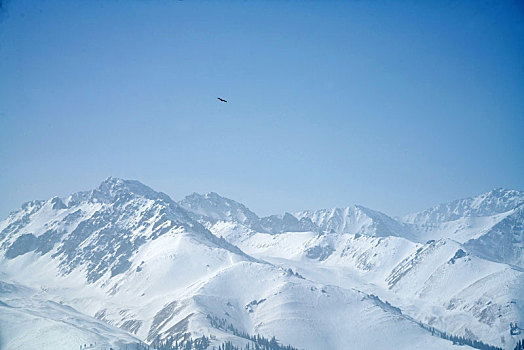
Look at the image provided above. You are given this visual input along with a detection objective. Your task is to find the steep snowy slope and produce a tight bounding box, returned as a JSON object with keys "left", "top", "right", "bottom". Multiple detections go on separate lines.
{"left": 188, "top": 187, "right": 524, "bottom": 349}
{"left": 232, "top": 231, "right": 523, "bottom": 349}
{"left": 179, "top": 192, "right": 319, "bottom": 235}
{"left": 173, "top": 186, "right": 524, "bottom": 348}
{"left": 0, "top": 178, "right": 259, "bottom": 348}
{"left": 384, "top": 239, "right": 523, "bottom": 346}
{"left": 92, "top": 256, "right": 464, "bottom": 350}
{"left": 149, "top": 261, "right": 467, "bottom": 350}
{"left": 0, "top": 178, "right": 470, "bottom": 350}
{"left": 179, "top": 191, "right": 413, "bottom": 238}
{"left": 0, "top": 177, "right": 247, "bottom": 285}
{"left": 179, "top": 192, "right": 263, "bottom": 232}
{"left": 403, "top": 189, "right": 524, "bottom": 268}
{"left": 296, "top": 205, "right": 411, "bottom": 238}
{"left": 463, "top": 206, "right": 524, "bottom": 269}
{"left": 403, "top": 189, "right": 523, "bottom": 225}
{"left": 0, "top": 279, "right": 139, "bottom": 350}
{"left": 1, "top": 179, "right": 521, "bottom": 349}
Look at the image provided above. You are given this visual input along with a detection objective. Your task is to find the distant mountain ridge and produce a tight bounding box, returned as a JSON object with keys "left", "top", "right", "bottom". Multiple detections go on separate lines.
{"left": 403, "top": 188, "right": 523, "bottom": 225}
{"left": 295, "top": 205, "right": 411, "bottom": 238}
{"left": 179, "top": 191, "right": 263, "bottom": 231}
{"left": 2, "top": 180, "right": 522, "bottom": 271}
{"left": 0, "top": 178, "right": 522, "bottom": 350}
{"left": 399, "top": 188, "right": 523, "bottom": 268}
{"left": 178, "top": 192, "right": 411, "bottom": 238}
{"left": 0, "top": 177, "right": 248, "bottom": 283}
{"left": 177, "top": 188, "right": 523, "bottom": 269}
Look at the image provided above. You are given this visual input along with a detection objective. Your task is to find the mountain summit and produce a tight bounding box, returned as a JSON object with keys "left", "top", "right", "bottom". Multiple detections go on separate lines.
{"left": 403, "top": 188, "right": 523, "bottom": 225}
{"left": 179, "top": 191, "right": 263, "bottom": 231}
{"left": 0, "top": 179, "right": 522, "bottom": 350}
{"left": 0, "top": 177, "right": 245, "bottom": 283}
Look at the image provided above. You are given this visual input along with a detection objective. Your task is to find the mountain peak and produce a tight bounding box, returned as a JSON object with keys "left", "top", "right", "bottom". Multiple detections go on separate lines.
{"left": 296, "top": 205, "right": 409, "bottom": 237}
{"left": 0, "top": 177, "right": 247, "bottom": 284}
{"left": 182, "top": 191, "right": 225, "bottom": 202}
{"left": 98, "top": 176, "right": 144, "bottom": 192}
{"left": 204, "top": 191, "right": 223, "bottom": 199}
{"left": 485, "top": 187, "right": 522, "bottom": 198}
{"left": 95, "top": 177, "right": 169, "bottom": 202}
{"left": 179, "top": 192, "right": 261, "bottom": 229}
{"left": 403, "top": 188, "right": 523, "bottom": 225}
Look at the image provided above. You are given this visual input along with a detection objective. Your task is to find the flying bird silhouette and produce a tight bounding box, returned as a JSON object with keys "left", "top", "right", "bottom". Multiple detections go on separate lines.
{"left": 217, "top": 97, "right": 227, "bottom": 103}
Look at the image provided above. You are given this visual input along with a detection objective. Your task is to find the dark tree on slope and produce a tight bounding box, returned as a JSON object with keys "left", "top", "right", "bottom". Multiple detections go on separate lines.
{"left": 207, "top": 314, "right": 300, "bottom": 350}
{"left": 151, "top": 334, "right": 210, "bottom": 350}
{"left": 418, "top": 322, "right": 502, "bottom": 350}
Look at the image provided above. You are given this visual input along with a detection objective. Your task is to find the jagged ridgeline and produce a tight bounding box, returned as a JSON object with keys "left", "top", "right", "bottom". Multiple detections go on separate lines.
{"left": 0, "top": 178, "right": 522, "bottom": 350}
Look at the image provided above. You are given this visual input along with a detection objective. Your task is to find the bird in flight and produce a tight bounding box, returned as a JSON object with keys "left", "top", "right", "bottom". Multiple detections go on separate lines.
{"left": 217, "top": 97, "right": 227, "bottom": 103}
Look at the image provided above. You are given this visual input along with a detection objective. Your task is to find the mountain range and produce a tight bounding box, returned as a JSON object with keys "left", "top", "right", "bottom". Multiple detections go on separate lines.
{"left": 0, "top": 177, "right": 522, "bottom": 350}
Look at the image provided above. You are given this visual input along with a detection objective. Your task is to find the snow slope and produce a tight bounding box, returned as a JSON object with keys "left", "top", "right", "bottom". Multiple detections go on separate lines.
{"left": 403, "top": 188, "right": 523, "bottom": 225}
{"left": 402, "top": 189, "right": 524, "bottom": 268}
{"left": 296, "top": 205, "right": 411, "bottom": 238}
{"left": 229, "top": 230, "right": 523, "bottom": 348}
{"left": 0, "top": 178, "right": 522, "bottom": 349}
{"left": 0, "top": 278, "right": 139, "bottom": 350}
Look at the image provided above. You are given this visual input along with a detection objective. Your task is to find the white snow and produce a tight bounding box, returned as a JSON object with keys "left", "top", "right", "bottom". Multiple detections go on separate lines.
{"left": 0, "top": 179, "right": 522, "bottom": 349}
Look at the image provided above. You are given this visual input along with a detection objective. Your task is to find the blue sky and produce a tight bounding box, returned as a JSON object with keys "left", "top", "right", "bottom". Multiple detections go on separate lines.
{"left": 0, "top": 0, "right": 523, "bottom": 218}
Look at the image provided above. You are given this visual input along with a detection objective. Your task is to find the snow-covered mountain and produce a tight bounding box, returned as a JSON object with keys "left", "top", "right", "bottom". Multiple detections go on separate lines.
{"left": 0, "top": 279, "right": 139, "bottom": 349}
{"left": 179, "top": 192, "right": 263, "bottom": 232}
{"left": 179, "top": 192, "right": 318, "bottom": 235}
{"left": 403, "top": 188, "right": 523, "bottom": 225}
{"left": 0, "top": 177, "right": 247, "bottom": 284}
{"left": 231, "top": 230, "right": 522, "bottom": 347}
{"left": 402, "top": 188, "right": 524, "bottom": 268}
{"left": 463, "top": 205, "right": 524, "bottom": 269}
{"left": 0, "top": 178, "right": 522, "bottom": 350}
{"left": 177, "top": 192, "right": 409, "bottom": 238}
{"left": 296, "top": 205, "right": 411, "bottom": 238}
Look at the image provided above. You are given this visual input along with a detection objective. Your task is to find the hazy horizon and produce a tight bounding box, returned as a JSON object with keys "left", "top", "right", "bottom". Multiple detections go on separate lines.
{"left": 1, "top": 175, "right": 522, "bottom": 220}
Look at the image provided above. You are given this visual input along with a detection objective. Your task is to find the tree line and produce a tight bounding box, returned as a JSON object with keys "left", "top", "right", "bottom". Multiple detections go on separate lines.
{"left": 418, "top": 322, "right": 502, "bottom": 350}
{"left": 206, "top": 314, "right": 299, "bottom": 350}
